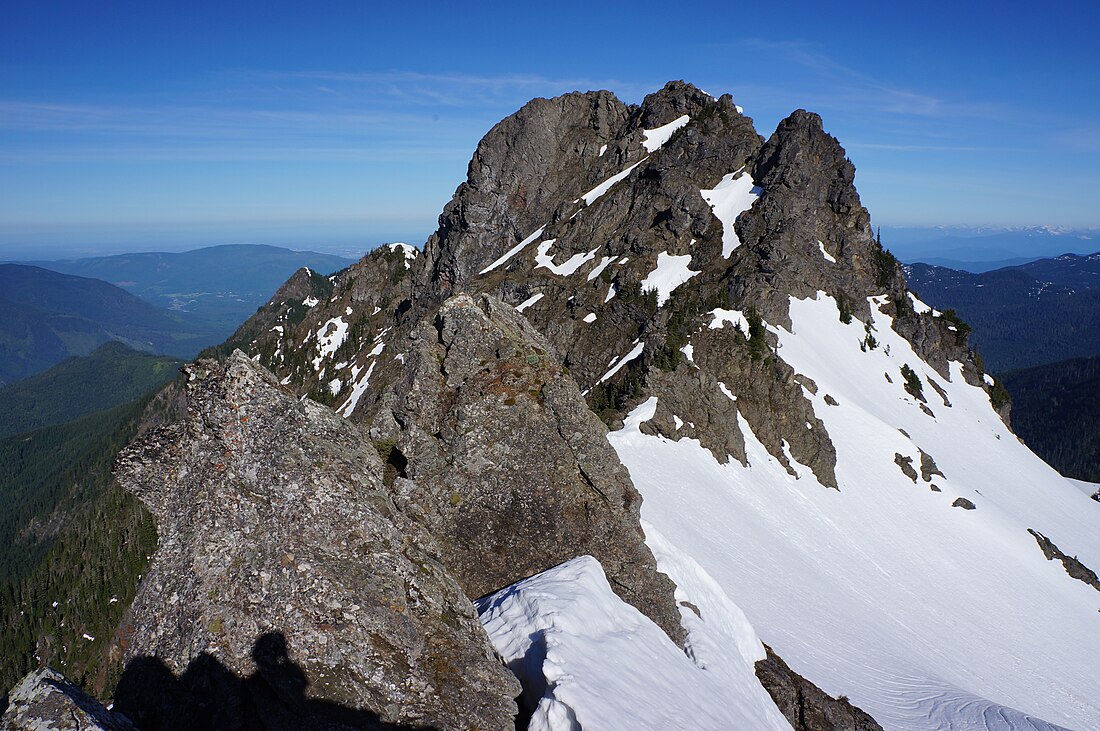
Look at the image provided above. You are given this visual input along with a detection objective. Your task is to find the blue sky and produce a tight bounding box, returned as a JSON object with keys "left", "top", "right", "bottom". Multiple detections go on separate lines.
{"left": 1, "top": 0, "right": 1098, "bottom": 258}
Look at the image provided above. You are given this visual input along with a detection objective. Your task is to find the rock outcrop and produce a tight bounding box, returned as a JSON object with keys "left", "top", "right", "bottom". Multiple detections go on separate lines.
{"left": 371, "top": 293, "right": 684, "bottom": 642}
{"left": 1, "top": 668, "right": 135, "bottom": 731}
{"left": 113, "top": 351, "right": 518, "bottom": 730}
{"left": 755, "top": 647, "right": 884, "bottom": 731}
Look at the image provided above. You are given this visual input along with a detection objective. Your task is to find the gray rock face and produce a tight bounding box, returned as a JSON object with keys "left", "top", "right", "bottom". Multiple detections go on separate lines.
{"left": 371, "top": 293, "right": 684, "bottom": 644}
{"left": 113, "top": 351, "right": 518, "bottom": 730}
{"left": 1028, "top": 528, "right": 1100, "bottom": 592}
{"left": 1, "top": 668, "right": 135, "bottom": 731}
{"left": 756, "top": 646, "right": 884, "bottom": 731}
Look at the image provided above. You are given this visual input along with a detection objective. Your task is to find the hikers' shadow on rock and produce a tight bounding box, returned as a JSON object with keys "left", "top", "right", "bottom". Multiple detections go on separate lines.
{"left": 113, "top": 631, "right": 438, "bottom": 731}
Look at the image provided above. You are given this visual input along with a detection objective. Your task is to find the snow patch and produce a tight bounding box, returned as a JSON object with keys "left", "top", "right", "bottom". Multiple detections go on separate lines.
{"left": 535, "top": 240, "right": 599, "bottom": 277}
{"left": 580, "top": 160, "right": 645, "bottom": 206}
{"left": 586, "top": 255, "right": 616, "bottom": 282}
{"left": 481, "top": 227, "right": 546, "bottom": 274}
{"left": 302, "top": 296, "right": 319, "bottom": 308}
{"left": 598, "top": 341, "right": 645, "bottom": 384}
{"left": 387, "top": 242, "right": 418, "bottom": 268}
{"left": 517, "top": 293, "right": 544, "bottom": 313}
{"left": 311, "top": 317, "right": 349, "bottom": 371}
{"left": 818, "top": 240, "right": 837, "bottom": 263}
{"left": 640, "top": 252, "right": 700, "bottom": 307}
{"left": 583, "top": 313, "right": 597, "bottom": 323}
{"left": 708, "top": 308, "right": 749, "bottom": 333}
{"left": 700, "top": 169, "right": 763, "bottom": 257}
{"left": 642, "top": 115, "right": 690, "bottom": 153}
{"left": 338, "top": 361, "right": 376, "bottom": 418}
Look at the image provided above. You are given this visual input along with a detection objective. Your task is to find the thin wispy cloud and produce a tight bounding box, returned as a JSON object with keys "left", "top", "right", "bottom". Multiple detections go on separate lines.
{"left": 735, "top": 39, "right": 1008, "bottom": 121}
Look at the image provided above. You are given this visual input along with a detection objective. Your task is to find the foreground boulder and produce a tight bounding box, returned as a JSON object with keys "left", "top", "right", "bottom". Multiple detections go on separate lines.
{"left": 113, "top": 351, "right": 518, "bottom": 730}
{"left": 1, "top": 667, "right": 135, "bottom": 730}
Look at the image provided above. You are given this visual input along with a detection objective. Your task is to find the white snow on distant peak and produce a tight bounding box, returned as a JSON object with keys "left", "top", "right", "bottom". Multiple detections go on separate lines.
{"left": 583, "top": 313, "right": 597, "bottom": 323}
{"left": 480, "top": 227, "right": 546, "bottom": 274}
{"left": 817, "top": 240, "right": 837, "bottom": 263}
{"left": 708, "top": 308, "right": 749, "bottom": 333}
{"left": 700, "top": 169, "right": 763, "bottom": 257}
{"left": 303, "top": 296, "right": 320, "bottom": 308}
{"left": 586, "top": 255, "right": 616, "bottom": 282}
{"left": 609, "top": 290, "right": 1100, "bottom": 731}
{"left": 311, "top": 316, "right": 349, "bottom": 371}
{"left": 599, "top": 143, "right": 608, "bottom": 157}
{"left": 604, "top": 284, "right": 617, "bottom": 303}
{"left": 534, "top": 240, "right": 600, "bottom": 277}
{"left": 387, "top": 242, "right": 418, "bottom": 267}
{"left": 580, "top": 159, "right": 646, "bottom": 206}
{"left": 327, "top": 378, "right": 342, "bottom": 396}
{"left": 673, "top": 415, "right": 684, "bottom": 430}
{"left": 367, "top": 341, "right": 384, "bottom": 358}
{"left": 598, "top": 341, "right": 645, "bottom": 384}
{"left": 476, "top": 554, "right": 789, "bottom": 731}
{"left": 641, "top": 252, "right": 700, "bottom": 307}
{"left": 516, "top": 292, "right": 544, "bottom": 313}
{"left": 735, "top": 104, "right": 744, "bottom": 114}
{"left": 983, "top": 373, "right": 996, "bottom": 386}
{"left": 681, "top": 342, "right": 696, "bottom": 366}
{"left": 642, "top": 115, "right": 690, "bottom": 153}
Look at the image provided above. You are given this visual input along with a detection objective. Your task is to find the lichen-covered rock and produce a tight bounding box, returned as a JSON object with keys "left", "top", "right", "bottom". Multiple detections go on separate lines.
{"left": 1, "top": 668, "right": 135, "bottom": 731}
{"left": 113, "top": 351, "right": 518, "bottom": 730}
{"left": 372, "top": 293, "right": 684, "bottom": 644}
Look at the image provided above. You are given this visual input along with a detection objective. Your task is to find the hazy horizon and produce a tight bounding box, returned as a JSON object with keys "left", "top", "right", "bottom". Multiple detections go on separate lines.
{"left": 3, "top": 2, "right": 1098, "bottom": 258}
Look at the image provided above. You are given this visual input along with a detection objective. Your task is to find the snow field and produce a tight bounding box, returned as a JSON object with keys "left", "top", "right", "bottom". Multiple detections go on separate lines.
{"left": 608, "top": 291, "right": 1100, "bottom": 730}
{"left": 476, "top": 555, "right": 791, "bottom": 731}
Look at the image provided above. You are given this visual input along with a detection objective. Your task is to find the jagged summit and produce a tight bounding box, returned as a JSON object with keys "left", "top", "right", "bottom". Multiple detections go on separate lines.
{"left": 11, "top": 82, "right": 1097, "bottom": 731}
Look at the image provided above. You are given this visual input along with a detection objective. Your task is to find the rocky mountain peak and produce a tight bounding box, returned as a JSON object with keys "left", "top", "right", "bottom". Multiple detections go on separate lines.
{"left": 637, "top": 79, "right": 717, "bottom": 127}
{"left": 112, "top": 350, "right": 518, "bottom": 730}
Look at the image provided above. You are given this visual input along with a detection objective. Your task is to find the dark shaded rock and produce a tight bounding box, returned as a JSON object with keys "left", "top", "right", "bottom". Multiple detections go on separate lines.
{"left": 919, "top": 449, "right": 945, "bottom": 482}
{"left": 824, "top": 394, "right": 839, "bottom": 406}
{"left": 372, "top": 294, "right": 684, "bottom": 644}
{"left": 952, "top": 497, "right": 976, "bottom": 510}
{"left": 1027, "top": 529, "right": 1100, "bottom": 592}
{"left": 894, "top": 454, "right": 918, "bottom": 482}
{"left": 755, "top": 645, "right": 883, "bottom": 731}
{"left": 1, "top": 667, "right": 135, "bottom": 730}
{"left": 114, "top": 352, "right": 518, "bottom": 731}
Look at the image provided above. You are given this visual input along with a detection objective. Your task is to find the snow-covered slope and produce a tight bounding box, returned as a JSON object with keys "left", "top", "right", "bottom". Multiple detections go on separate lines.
{"left": 609, "top": 291, "right": 1100, "bottom": 731}
{"left": 476, "top": 555, "right": 791, "bottom": 731}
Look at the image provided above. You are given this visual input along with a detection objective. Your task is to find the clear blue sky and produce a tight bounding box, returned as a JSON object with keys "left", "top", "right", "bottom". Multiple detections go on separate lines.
{"left": 2, "top": 0, "right": 1098, "bottom": 258}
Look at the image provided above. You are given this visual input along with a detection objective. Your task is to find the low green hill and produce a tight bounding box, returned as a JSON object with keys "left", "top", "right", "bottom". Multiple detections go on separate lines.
{"left": 0, "top": 342, "right": 182, "bottom": 440}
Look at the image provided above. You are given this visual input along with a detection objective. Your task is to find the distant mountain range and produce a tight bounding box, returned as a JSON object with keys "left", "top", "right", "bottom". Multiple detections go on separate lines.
{"left": 0, "top": 245, "right": 357, "bottom": 385}
{"left": 0, "top": 264, "right": 219, "bottom": 385}
{"left": 21, "top": 244, "right": 355, "bottom": 331}
{"left": 904, "top": 252, "right": 1100, "bottom": 372}
{"left": 885, "top": 226, "right": 1100, "bottom": 271}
